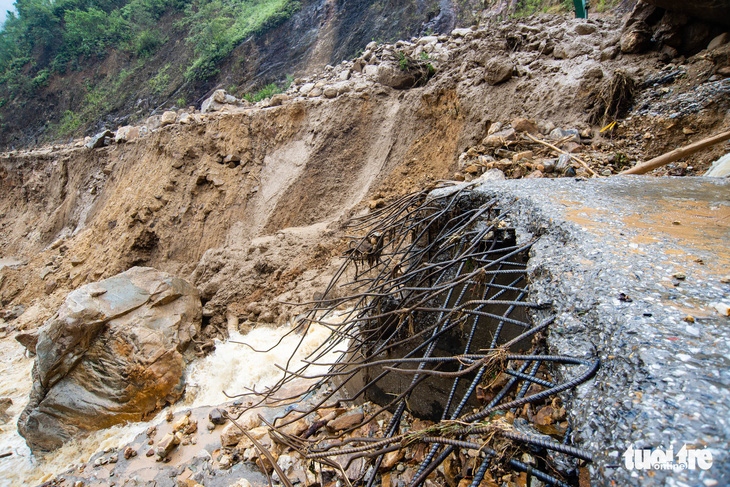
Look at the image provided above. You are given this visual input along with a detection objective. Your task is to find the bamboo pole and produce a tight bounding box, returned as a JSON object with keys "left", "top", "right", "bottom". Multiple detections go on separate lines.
{"left": 620, "top": 129, "right": 730, "bottom": 175}
{"left": 524, "top": 132, "right": 598, "bottom": 177}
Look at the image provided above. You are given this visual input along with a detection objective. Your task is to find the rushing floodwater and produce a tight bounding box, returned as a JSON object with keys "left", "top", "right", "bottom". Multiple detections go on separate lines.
{"left": 0, "top": 319, "right": 344, "bottom": 486}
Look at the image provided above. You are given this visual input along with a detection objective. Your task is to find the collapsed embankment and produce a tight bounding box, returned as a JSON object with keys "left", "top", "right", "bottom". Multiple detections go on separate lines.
{"left": 2, "top": 11, "right": 730, "bottom": 343}
{"left": 0, "top": 13, "right": 729, "bottom": 485}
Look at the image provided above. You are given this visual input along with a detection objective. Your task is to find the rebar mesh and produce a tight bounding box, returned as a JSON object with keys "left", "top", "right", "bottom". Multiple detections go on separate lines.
{"left": 231, "top": 183, "right": 599, "bottom": 487}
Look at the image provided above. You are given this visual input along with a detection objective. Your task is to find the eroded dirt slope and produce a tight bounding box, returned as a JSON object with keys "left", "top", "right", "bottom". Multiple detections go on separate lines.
{"left": 1, "top": 13, "right": 729, "bottom": 344}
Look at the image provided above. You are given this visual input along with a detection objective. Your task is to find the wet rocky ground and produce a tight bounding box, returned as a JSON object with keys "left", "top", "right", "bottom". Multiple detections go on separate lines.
{"left": 454, "top": 176, "right": 729, "bottom": 486}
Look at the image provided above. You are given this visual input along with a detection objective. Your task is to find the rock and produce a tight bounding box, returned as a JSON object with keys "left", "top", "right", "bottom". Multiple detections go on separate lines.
{"left": 17, "top": 267, "right": 202, "bottom": 453}
{"left": 583, "top": 66, "right": 604, "bottom": 79}
{"left": 156, "top": 432, "right": 181, "bottom": 459}
{"left": 708, "top": 32, "right": 730, "bottom": 50}
{"left": 549, "top": 128, "right": 580, "bottom": 143}
{"left": 381, "top": 449, "right": 404, "bottom": 470}
{"left": 201, "top": 89, "right": 238, "bottom": 113}
{"left": 123, "top": 446, "right": 137, "bottom": 460}
{"left": 85, "top": 130, "right": 113, "bottom": 149}
{"left": 220, "top": 423, "right": 243, "bottom": 447}
{"left": 160, "top": 111, "right": 177, "bottom": 126}
{"left": 377, "top": 63, "right": 416, "bottom": 89}
{"left": 299, "top": 83, "right": 316, "bottom": 95}
{"left": 418, "top": 36, "right": 439, "bottom": 45}
{"left": 327, "top": 410, "right": 364, "bottom": 431}
{"left": 641, "top": 0, "right": 730, "bottom": 27}
{"left": 660, "top": 44, "right": 679, "bottom": 61}
{"left": 621, "top": 21, "right": 652, "bottom": 53}
{"left": 553, "top": 41, "right": 593, "bottom": 59}
{"left": 259, "top": 311, "right": 276, "bottom": 323}
{"left": 269, "top": 94, "right": 289, "bottom": 106}
{"left": 483, "top": 128, "right": 517, "bottom": 147}
{"left": 600, "top": 46, "right": 620, "bottom": 61}
{"left": 220, "top": 414, "right": 261, "bottom": 446}
{"left": 114, "top": 126, "right": 140, "bottom": 144}
{"left": 484, "top": 58, "right": 513, "bottom": 85}
{"left": 511, "top": 118, "right": 538, "bottom": 133}
{"left": 222, "top": 154, "right": 241, "bottom": 167}
{"left": 541, "top": 159, "right": 557, "bottom": 173}
{"left": 15, "top": 330, "right": 39, "bottom": 354}
{"left": 556, "top": 154, "right": 572, "bottom": 172}
{"left": 323, "top": 86, "right": 339, "bottom": 98}
{"left": 526, "top": 170, "right": 543, "bottom": 179}
{"left": 178, "top": 113, "right": 192, "bottom": 124}
{"left": 475, "top": 168, "right": 505, "bottom": 182}
{"left": 146, "top": 115, "right": 162, "bottom": 131}
{"left": 575, "top": 23, "right": 597, "bottom": 35}
{"left": 209, "top": 408, "right": 226, "bottom": 425}
{"left": 513, "top": 150, "right": 533, "bottom": 162}
{"left": 173, "top": 414, "right": 190, "bottom": 432}
{"left": 451, "top": 28, "right": 472, "bottom": 37}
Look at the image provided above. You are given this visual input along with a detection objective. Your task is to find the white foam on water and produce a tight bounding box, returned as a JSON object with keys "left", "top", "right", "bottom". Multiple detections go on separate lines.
{"left": 0, "top": 316, "right": 346, "bottom": 486}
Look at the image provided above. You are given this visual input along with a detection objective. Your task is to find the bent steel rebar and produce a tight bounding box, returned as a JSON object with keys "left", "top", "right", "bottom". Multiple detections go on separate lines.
{"left": 232, "top": 183, "right": 599, "bottom": 487}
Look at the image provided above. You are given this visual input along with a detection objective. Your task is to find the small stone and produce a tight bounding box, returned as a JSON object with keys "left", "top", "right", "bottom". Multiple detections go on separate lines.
{"left": 173, "top": 414, "right": 190, "bottom": 432}
{"left": 720, "top": 276, "right": 730, "bottom": 284}
{"left": 511, "top": 118, "right": 538, "bottom": 133}
{"left": 452, "top": 172, "right": 465, "bottom": 181}
{"left": 684, "top": 315, "right": 695, "bottom": 323}
{"left": 156, "top": 432, "right": 181, "bottom": 459}
{"left": 74, "top": 482, "right": 84, "bottom": 487}
{"left": 381, "top": 449, "right": 404, "bottom": 470}
{"left": 601, "top": 169, "right": 612, "bottom": 176}
{"left": 146, "top": 448, "right": 154, "bottom": 457}
{"left": 512, "top": 150, "right": 533, "bottom": 162}
{"left": 209, "top": 408, "right": 226, "bottom": 425}
{"left": 526, "top": 170, "right": 543, "bottom": 179}
{"left": 123, "top": 446, "right": 137, "bottom": 460}
{"left": 184, "top": 419, "right": 198, "bottom": 435}
{"left": 673, "top": 272, "right": 686, "bottom": 280}
{"left": 166, "top": 410, "right": 174, "bottom": 422}
{"left": 109, "top": 454, "right": 118, "bottom": 464}
{"left": 328, "top": 410, "right": 364, "bottom": 431}
{"left": 369, "top": 199, "right": 385, "bottom": 209}
{"left": 146, "top": 426, "right": 157, "bottom": 437}
{"left": 222, "top": 154, "right": 240, "bottom": 166}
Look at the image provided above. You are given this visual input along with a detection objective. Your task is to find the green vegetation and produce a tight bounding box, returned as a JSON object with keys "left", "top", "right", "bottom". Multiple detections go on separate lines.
{"left": 243, "top": 75, "right": 292, "bottom": 102}
{"left": 181, "top": 0, "right": 300, "bottom": 81}
{"left": 0, "top": 0, "right": 301, "bottom": 135}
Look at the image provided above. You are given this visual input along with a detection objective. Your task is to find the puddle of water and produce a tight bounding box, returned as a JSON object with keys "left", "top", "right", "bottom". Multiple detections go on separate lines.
{"left": 0, "top": 316, "right": 346, "bottom": 486}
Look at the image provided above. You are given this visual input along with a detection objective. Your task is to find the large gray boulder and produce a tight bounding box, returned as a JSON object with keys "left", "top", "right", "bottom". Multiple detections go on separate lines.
{"left": 18, "top": 267, "right": 202, "bottom": 452}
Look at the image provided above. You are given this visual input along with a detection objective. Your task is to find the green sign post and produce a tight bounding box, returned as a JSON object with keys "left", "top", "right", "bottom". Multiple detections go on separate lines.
{"left": 573, "top": 0, "right": 587, "bottom": 18}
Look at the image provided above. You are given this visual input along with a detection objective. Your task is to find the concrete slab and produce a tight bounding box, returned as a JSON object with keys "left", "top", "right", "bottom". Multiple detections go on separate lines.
{"left": 460, "top": 176, "right": 729, "bottom": 486}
